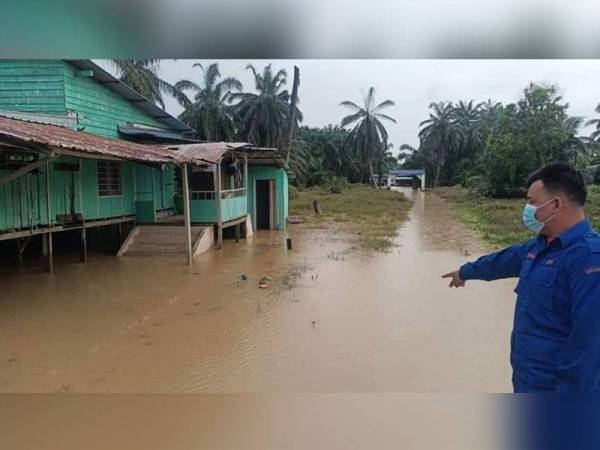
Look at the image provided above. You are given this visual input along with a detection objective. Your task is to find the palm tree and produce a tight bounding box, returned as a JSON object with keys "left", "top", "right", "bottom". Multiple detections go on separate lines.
{"left": 375, "top": 142, "right": 397, "bottom": 187}
{"left": 175, "top": 63, "right": 242, "bottom": 141}
{"left": 448, "top": 100, "right": 484, "bottom": 184}
{"left": 418, "top": 102, "right": 457, "bottom": 187}
{"left": 479, "top": 99, "right": 503, "bottom": 142}
{"left": 451, "top": 100, "right": 483, "bottom": 155}
{"left": 340, "top": 87, "right": 396, "bottom": 186}
{"left": 111, "top": 59, "right": 187, "bottom": 109}
{"left": 555, "top": 115, "right": 587, "bottom": 167}
{"left": 232, "top": 64, "right": 302, "bottom": 149}
{"left": 586, "top": 103, "right": 600, "bottom": 142}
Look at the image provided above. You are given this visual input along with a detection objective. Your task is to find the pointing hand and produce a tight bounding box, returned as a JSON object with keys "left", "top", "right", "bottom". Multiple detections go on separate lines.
{"left": 442, "top": 270, "right": 466, "bottom": 288}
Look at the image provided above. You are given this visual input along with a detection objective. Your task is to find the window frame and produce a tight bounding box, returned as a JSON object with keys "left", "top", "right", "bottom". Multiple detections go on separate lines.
{"left": 97, "top": 160, "right": 123, "bottom": 197}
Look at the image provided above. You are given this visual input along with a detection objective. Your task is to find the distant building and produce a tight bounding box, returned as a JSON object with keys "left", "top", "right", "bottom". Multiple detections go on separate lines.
{"left": 386, "top": 169, "right": 426, "bottom": 189}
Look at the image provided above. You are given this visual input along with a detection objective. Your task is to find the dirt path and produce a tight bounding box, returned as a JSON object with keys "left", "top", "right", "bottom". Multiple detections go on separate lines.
{"left": 0, "top": 189, "right": 516, "bottom": 392}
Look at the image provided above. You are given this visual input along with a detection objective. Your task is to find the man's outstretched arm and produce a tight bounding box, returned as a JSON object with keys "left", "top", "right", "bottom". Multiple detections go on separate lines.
{"left": 442, "top": 243, "right": 529, "bottom": 288}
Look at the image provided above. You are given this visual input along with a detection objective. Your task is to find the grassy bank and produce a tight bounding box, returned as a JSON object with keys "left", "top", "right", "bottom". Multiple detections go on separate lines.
{"left": 434, "top": 185, "right": 600, "bottom": 248}
{"left": 289, "top": 184, "right": 412, "bottom": 252}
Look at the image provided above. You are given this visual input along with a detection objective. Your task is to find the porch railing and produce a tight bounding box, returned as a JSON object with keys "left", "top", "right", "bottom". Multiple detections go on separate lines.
{"left": 189, "top": 187, "right": 247, "bottom": 200}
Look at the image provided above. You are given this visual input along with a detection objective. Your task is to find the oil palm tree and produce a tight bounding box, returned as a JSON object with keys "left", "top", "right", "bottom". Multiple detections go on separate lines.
{"left": 175, "top": 63, "right": 243, "bottom": 141}
{"left": 447, "top": 100, "right": 484, "bottom": 184}
{"left": 340, "top": 87, "right": 396, "bottom": 186}
{"left": 231, "top": 64, "right": 303, "bottom": 149}
{"left": 111, "top": 59, "right": 187, "bottom": 109}
{"left": 586, "top": 103, "right": 600, "bottom": 142}
{"left": 418, "top": 102, "right": 457, "bottom": 187}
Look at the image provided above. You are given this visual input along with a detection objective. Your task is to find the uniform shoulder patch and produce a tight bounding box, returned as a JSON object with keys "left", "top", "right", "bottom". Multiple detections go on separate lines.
{"left": 584, "top": 266, "right": 600, "bottom": 275}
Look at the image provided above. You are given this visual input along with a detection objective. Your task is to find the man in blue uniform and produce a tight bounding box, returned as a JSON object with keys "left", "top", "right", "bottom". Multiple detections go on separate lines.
{"left": 442, "top": 162, "right": 600, "bottom": 392}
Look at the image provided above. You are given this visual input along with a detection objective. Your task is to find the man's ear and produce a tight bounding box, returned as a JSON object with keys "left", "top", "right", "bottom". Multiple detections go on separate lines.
{"left": 555, "top": 196, "right": 566, "bottom": 211}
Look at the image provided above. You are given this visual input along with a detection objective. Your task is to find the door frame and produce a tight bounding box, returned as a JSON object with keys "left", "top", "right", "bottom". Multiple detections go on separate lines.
{"left": 253, "top": 178, "right": 277, "bottom": 230}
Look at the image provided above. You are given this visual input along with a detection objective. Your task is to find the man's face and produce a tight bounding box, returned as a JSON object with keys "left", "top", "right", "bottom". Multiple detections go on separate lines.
{"left": 526, "top": 180, "right": 561, "bottom": 231}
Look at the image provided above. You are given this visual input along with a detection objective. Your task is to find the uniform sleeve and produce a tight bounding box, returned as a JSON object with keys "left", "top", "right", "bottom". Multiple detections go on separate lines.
{"left": 556, "top": 253, "right": 600, "bottom": 392}
{"left": 459, "top": 243, "right": 528, "bottom": 281}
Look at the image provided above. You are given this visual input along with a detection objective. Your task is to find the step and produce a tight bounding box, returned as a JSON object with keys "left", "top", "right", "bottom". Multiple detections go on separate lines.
{"left": 127, "top": 243, "right": 186, "bottom": 254}
{"left": 134, "top": 234, "right": 188, "bottom": 244}
{"left": 119, "top": 225, "right": 212, "bottom": 257}
{"left": 156, "top": 208, "right": 177, "bottom": 218}
{"left": 137, "top": 226, "right": 206, "bottom": 236}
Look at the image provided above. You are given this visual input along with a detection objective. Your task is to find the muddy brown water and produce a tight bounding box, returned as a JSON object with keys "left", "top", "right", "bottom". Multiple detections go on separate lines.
{"left": 0, "top": 394, "right": 503, "bottom": 450}
{"left": 0, "top": 189, "right": 517, "bottom": 393}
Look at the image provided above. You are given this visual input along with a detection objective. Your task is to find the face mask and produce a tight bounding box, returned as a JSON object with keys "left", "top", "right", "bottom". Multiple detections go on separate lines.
{"left": 522, "top": 198, "right": 557, "bottom": 234}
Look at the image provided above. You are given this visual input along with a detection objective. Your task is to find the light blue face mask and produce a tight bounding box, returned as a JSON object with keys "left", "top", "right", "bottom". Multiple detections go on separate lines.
{"left": 522, "top": 198, "right": 557, "bottom": 234}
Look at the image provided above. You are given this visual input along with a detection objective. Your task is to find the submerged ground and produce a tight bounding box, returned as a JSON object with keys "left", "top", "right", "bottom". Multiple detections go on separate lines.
{"left": 0, "top": 188, "right": 516, "bottom": 393}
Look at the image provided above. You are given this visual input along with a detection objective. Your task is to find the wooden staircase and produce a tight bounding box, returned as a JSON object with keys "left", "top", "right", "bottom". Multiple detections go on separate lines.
{"left": 118, "top": 225, "right": 213, "bottom": 257}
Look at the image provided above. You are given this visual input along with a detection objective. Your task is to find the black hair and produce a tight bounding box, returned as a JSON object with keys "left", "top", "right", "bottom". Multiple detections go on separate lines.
{"left": 526, "top": 162, "right": 587, "bottom": 206}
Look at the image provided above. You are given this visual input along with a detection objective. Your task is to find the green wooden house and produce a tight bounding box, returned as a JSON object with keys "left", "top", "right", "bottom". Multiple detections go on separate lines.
{"left": 0, "top": 59, "right": 194, "bottom": 229}
{"left": 0, "top": 60, "right": 290, "bottom": 270}
{"left": 0, "top": 59, "right": 193, "bottom": 269}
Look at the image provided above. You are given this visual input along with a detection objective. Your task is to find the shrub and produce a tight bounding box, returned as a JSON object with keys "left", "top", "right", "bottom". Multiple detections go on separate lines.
{"left": 289, "top": 185, "right": 300, "bottom": 201}
{"left": 323, "top": 175, "right": 347, "bottom": 194}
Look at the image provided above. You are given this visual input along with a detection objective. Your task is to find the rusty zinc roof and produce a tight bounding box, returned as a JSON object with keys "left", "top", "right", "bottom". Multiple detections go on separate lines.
{"left": 168, "top": 142, "right": 254, "bottom": 165}
{"left": 0, "top": 115, "right": 185, "bottom": 164}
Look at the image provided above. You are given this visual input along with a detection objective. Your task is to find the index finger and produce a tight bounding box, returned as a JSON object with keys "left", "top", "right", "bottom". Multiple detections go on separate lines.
{"left": 441, "top": 272, "right": 454, "bottom": 278}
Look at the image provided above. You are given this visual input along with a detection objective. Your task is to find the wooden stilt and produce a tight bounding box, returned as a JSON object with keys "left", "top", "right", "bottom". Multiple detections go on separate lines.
{"left": 17, "top": 240, "right": 24, "bottom": 265}
{"left": 235, "top": 223, "right": 240, "bottom": 243}
{"left": 42, "top": 234, "right": 48, "bottom": 257}
{"left": 181, "top": 164, "right": 193, "bottom": 266}
{"left": 45, "top": 161, "right": 53, "bottom": 273}
{"left": 216, "top": 162, "right": 223, "bottom": 249}
{"left": 47, "top": 232, "right": 53, "bottom": 273}
{"left": 17, "top": 237, "right": 31, "bottom": 264}
{"left": 80, "top": 227, "right": 87, "bottom": 263}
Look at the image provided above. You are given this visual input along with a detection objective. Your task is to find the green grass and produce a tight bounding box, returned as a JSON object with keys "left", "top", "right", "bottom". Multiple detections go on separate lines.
{"left": 289, "top": 184, "right": 412, "bottom": 252}
{"left": 434, "top": 185, "right": 600, "bottom": 248}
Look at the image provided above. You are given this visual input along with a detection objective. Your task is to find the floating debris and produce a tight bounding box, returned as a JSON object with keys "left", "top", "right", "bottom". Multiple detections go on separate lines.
{"left": 237, "top": 273, "right": 248, "bottom": 287}
{"left": 259, "top": 276, "right": 273, "bottom": 289}
{"left": 287, "top": 216, "right": 304, "bottom": 224}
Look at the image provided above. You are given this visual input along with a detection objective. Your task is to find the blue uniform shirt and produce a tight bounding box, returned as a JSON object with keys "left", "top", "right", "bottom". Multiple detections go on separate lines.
{"left": 459, "top": 218, "right": 600, "bottom": 392}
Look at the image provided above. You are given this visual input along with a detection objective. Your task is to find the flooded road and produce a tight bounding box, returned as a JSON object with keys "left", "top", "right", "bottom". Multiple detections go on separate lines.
{"left": 0, "top": 190, "right": 517, "bottom": 392}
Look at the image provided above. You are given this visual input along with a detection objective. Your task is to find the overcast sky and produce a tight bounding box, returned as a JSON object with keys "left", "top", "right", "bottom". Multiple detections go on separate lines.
{"left": 102, "top": 60, "right": 600, "bottom": 155}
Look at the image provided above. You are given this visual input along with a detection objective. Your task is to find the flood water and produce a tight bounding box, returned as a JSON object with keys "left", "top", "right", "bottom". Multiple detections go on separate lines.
{"left": 0, "top": 394, "right": 503, "bottom": 450}
{"left": 0, "top": 189, "right": 517, "bottom": 393}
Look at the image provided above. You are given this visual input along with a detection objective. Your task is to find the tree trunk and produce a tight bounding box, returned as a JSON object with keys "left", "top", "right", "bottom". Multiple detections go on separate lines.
{"left": 369, "top": 161, "right": 377, "bottom": 188}
{"left": 434, "top": 164, "right": 442, "bottom": 187}
{"left": 377, "top": 158, "right": 383, "bottom": 188}
{"left": 285, "top": 66, "right": 300, "bottom": 165}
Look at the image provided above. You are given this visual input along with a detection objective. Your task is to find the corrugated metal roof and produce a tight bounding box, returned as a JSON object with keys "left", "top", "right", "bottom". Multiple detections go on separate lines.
{"left": 66, "top": 60, "right": 194, "bottom": 134}
{"left": 0, "top": 115, "right": 184, "bottom": 164}
{"left": 168, "top": 142, "right": 255, "bottom": 165}
{"left": 118, "top": 126, "right": 201, "bottom": 143}
{"left": 0, "top": 111, "right": 79, "bottom": 128}
{"left": 389, "top": 169, "right": 425, "bottom": 176}
{"left": 168, "top": 142, "right": 287, "bottom": 168}
{"left": 170, "top": 142, "right": 230, "bottom": 164}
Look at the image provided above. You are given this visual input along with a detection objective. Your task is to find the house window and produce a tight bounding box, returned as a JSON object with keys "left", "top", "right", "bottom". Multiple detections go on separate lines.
{"left": 97, "top": 161, "right": 122, "bottom": 196}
